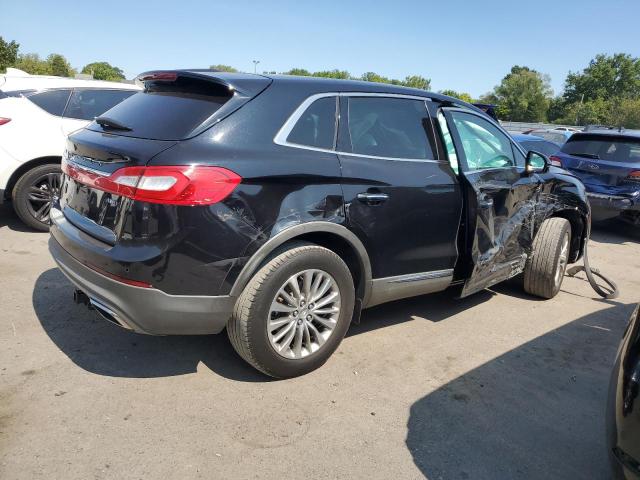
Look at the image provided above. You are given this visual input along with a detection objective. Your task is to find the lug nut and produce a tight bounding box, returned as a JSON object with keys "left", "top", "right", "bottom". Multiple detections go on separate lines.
{"left": 293, "top": 310, "right": 299, "bottom": 317}
{"left": 306, "top": 314, "right": 312, "bottom": 321}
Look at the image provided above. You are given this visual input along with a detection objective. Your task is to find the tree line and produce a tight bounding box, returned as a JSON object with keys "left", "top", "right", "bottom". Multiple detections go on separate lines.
{"left": 3, "top": 35, "right": 639, "bottom": 128}
{"left": 0, "top": 37, "right": 125, "bottom": 81}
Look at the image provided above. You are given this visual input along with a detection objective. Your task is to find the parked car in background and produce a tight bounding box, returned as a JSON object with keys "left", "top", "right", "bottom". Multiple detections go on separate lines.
{"left": 48, "top": 70, "right": 590, "bottom": 378}
{"left": 0, "top": 68, "right": 140, "bottom": 230}
{"left": 511, "top": 133, "right": 561, "bottom": 157}
{"left": 552, "top": 128, "right": 640, "bottom": 225}
{"left": 527, "top": 128, "right": 574, "bottom": 145}
{"left": 608, "top": 304, "right": 640, "bottom": 480}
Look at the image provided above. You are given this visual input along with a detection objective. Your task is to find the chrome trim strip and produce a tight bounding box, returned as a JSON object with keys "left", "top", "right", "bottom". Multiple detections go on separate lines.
{"left": 67, "top": 156, "right": 111, "bottom": 176}
{"left": 273, "top": 91, "right": 446, "bottom": 164}
{"left": 367, "top": 269, "right": 453, "bottom": 307}
{"left": 386, "top": 269, "right": 453, "bottom": 283}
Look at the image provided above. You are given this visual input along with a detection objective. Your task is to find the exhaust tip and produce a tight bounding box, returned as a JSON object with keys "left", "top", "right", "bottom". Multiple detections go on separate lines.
{"left": 73, "top": 289, "right": 90, "bottom": 306}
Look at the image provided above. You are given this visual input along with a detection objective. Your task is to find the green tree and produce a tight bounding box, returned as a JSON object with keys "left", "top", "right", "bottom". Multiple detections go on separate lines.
{"left": 401, "top": 75, "right": 431, "bottom": 90}
{"left": 283, "top": 68, "right": 311, "bottom": 76}
{"left": 81, "top": 62, "right": 125, "bottom": 81}
{"left": 47, "top": 53, "right": 74, "bottom": 77}
{"left": 440, "top": 89, "right": 474, "bottom": 103}
{"left": 360, "top": 71, "right": 391, "bottom": 84}
{"left": 209, "top": 64, "right": 238, "bottom": 72}
{"left": 0, "top": 37, "right": 19, "bottom": 73}
{"left": 14, "top": 53, "right": 51, "bottom": 75}
{"left": 312, "top": 69, "right": 351, "bottom": 79}
{"left": 564, "top": 53, "right": 640, "bottom": 104}
{"left": 489, "top": 66, "right": 553, "bottom": 121}
{"left": 612, "top": 98, "right": 640, "bottom": 129}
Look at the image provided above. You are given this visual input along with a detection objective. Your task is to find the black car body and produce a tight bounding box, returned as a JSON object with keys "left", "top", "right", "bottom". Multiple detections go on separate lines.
{"left": 49, "top": 71, "right": 590, "bottom": 376}
{"left": 608, "top": 304, "right": 640, "bottom": 479}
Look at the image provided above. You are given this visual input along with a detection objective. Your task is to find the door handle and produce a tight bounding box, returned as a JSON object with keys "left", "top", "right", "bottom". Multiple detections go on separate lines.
{"left": 478, "top": 194, "right": 494, "bottom": 209}
{"left": 357, "top": 192, "right": 389, "bottom": 205}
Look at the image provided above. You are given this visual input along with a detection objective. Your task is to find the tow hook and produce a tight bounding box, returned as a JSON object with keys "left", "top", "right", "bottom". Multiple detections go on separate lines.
{"left": 73, "top": 289, "right": 92, "bottom": 308}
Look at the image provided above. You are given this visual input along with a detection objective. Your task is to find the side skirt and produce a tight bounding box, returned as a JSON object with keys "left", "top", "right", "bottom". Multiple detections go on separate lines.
{"left": 366, "top": 269, "right": 453, "bottom": 308}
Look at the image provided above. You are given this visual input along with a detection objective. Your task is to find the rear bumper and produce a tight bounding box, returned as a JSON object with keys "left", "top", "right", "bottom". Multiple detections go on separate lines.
{"left": 587, "top": 192, "right": 640, "bottom": 221}
{"left": 49, "top": 236, "right": 235, "bottom": 335}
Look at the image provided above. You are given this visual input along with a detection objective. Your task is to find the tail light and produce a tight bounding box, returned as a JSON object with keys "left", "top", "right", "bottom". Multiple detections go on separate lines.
{"left": 62, "top": 160, "right": 241, "bottom": 206}
{"left": 549, "top": 155, "right": 563, "bottom": 167}
{"left": 0, "top": 117, "right": 11, "bottom": 126}
{"left": 625, "top": 170, "right": 640, "bottom": 183}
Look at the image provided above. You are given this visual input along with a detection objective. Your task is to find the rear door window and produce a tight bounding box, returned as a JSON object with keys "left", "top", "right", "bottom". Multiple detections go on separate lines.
{"left": 28, "top": 89, "right": 72, "bottom": 116}
{"left": 286, "top": 96, "right": 337, "bottom": 150}
{"left": 64, "top": 89, "right": 136, "bottom": 121}
{"left": 347, "top": 97, "right": 434, "bottom": 159}
{"left": 561, "top": 135, "right": 640, "bottom": 163}
{"left": 86, "top": 76, "right": 233, "bottom": 140}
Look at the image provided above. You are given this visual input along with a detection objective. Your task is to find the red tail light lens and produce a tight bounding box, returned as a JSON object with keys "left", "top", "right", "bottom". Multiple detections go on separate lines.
{"left": 549, "top": 155, "right": 563, "bottom": 167}
{"left": 138, "top": 72, "right": 178, "bottom": 82}
{"left": 62, "top": 161, "right": 241, "bottom": 206}
{"left": 626, "top": 170, "right": 640, "bottom": 183}
{"left": 0, "top": 117, "right": 11, "bottom": 126}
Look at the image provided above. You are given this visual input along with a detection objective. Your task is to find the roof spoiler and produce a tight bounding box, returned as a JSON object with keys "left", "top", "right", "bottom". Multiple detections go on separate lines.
{"left": 135, "top": 69, "right": 271, "bottom": 98}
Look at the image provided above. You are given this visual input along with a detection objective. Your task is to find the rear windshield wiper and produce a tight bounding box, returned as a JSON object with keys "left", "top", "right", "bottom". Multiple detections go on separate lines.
{"left": 95, "top": 116, "right": 132, "bottom": 131}
{"left": 571, "top": 152, "right": 600, "bottom": 160}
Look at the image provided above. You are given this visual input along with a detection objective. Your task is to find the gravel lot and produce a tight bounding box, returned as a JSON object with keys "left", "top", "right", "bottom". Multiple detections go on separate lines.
{"left": 1, "top": 203, "right": 639, "bottom": 480}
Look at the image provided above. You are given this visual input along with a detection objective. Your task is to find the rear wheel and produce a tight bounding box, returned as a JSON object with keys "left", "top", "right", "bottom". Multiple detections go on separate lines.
{"left": 227, "top": 243, "right": 355, "bottom": 378}
{"left": 523, "top": 218, "right": 571, "bottom": 299}
{"left": 12, "top": 163, "right": 61, "bottom": 231}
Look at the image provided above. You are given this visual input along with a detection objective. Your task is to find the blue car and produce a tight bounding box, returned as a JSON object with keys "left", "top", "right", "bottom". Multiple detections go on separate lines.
{"left": 511, "top": 133, "right": 561, "bottom": 157}
{"left": 553, "top": 128, "right": 640, "bottom": 225}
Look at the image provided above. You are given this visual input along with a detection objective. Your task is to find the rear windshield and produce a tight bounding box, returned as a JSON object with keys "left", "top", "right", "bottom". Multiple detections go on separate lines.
{"left": 561, "top": 134, "right": 640, "bottom": 163}
{"left": 87, "top": 76, "right": 233, "bottom": 140}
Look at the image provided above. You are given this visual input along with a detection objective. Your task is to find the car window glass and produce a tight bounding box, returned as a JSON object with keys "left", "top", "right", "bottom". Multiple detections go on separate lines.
{"left": 64, "top": 89, "right": 136, "bottom": 121}
{"left": 561, "top": 135, "right": 640, "bottom": 163}
{"left": 286, "top": 96, "right": 336, "bottom": 149}
{"left": 27, "top": 89, "right": 71, "bottom": 116}
{"left": 347, "top": 97, "right": 433, "bottom": 159}
{"left": 449, "top": 111, "right": 516, "bottom": 171}
{"left": 437, "top": 111, "right": 459, "bottom": 173}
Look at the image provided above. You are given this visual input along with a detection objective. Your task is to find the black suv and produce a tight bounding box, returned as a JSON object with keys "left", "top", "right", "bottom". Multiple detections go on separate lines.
{"left": 49, "top": 71, "right": 590, "bottom": 378}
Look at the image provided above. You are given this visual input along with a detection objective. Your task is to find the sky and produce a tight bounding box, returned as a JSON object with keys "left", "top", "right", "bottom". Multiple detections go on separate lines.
{"left": 2, "top": 0, "right": 640, "bottom": 97}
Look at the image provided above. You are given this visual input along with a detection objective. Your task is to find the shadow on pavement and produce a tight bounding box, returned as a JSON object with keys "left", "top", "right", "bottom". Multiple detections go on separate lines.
{"left": 591, "top": 219, "right": 640, "bottom": 244}
{"left": 0, "top": 203, "right": 38, "bottom": 233}
{"left": 406, "top": 302, "right": 634, "bottom": 479}
{"left": 33, "top": 268, "right": 269, "bottom": 382}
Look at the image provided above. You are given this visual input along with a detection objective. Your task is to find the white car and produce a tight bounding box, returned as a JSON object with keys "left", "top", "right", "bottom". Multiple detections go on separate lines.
{"left": 0, "top": 68, "right": 140, "bottom": 230}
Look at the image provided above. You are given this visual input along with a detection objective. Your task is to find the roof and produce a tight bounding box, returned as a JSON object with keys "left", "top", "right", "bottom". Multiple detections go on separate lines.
{"left": 511, "top": 133, "right": 547, "bottom": 142}
{"left": 176, "top": 70, "right": 474, "bottom": 105}
{"left": 0, "top": 71, "right": 140, "bottom": 93}
{"left": 573, "top": 128, "right": 640, "bottom": 139}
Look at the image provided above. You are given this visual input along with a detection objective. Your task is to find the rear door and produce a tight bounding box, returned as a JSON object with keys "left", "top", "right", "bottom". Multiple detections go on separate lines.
{"left": 338, "top": 94, "right": 462, "bottom": 303}
{"left": 61, "top": 88, "right": 136, "bottom": 136}
{"left": 440, "top": 107, "right": 541, "bottom": 297}
{"left": 557, "top": 134, "right": 640, "bottom": 195}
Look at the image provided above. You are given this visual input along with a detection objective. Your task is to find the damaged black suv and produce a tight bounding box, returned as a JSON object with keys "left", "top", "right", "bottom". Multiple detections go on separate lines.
{"left": 49, "top": 70, "right": 590, "bottom": 378}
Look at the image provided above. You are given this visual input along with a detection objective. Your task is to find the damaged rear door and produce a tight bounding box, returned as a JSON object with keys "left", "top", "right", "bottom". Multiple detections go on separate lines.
{"left": 440, "top": 108, "right": 541, "bottom": 297}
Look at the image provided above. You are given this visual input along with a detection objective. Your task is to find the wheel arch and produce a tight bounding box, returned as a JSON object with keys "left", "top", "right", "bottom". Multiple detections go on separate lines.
{"left": 547, "top": 208, "right": 588, "bottom": 263}
{"left": 230, "top": 222, "right": 372, "bottom": 305}
{"left": 4, "top": 155, "right": 61, "bottom": 201}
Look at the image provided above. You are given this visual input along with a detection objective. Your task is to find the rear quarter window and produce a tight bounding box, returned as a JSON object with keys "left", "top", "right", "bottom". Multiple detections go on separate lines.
{"left": 27, "top": 89, "right": 72, "bottom": 116}
{"left": 286, "top": 96, "right": 337, "bottom": 150}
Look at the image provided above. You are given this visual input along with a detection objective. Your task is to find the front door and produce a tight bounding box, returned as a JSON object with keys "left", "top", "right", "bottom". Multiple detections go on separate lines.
{"left": 440, "top": 108, "right": 541, "bottom": 297}
{"left": 338, "top": 95, "right": 462, "bottom": 304}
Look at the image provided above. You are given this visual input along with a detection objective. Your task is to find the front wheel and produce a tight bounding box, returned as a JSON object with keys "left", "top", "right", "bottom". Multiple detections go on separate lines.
{"left": 523, "top": 218, "right": 571, "bottom": 299}
{"left": 227, "top": 243, "right": 355, "bottom": 378}
{"left": 12, "top": 163, "right": 61, "bottom": 231}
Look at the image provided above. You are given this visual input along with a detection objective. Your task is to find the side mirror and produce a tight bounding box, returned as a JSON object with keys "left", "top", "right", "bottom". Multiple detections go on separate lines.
{"left": 525, "top": 150, "right": 549, "bottom": 174}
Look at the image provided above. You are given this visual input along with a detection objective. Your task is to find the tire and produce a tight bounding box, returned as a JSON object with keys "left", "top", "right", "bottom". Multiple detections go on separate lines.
{"left": 228, "top": 243, "right": 355, "bottom": 378}
{"left": 523, "top": 218, "right": 572, "bottom": 299}
{"left": 12, "top": 163, "right": 61, "bottom": 231}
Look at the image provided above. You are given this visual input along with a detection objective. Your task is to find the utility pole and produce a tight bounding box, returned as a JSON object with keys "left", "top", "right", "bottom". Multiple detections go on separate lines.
{"left": 252, "top": 60, "right": 260, "bottom": 74}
